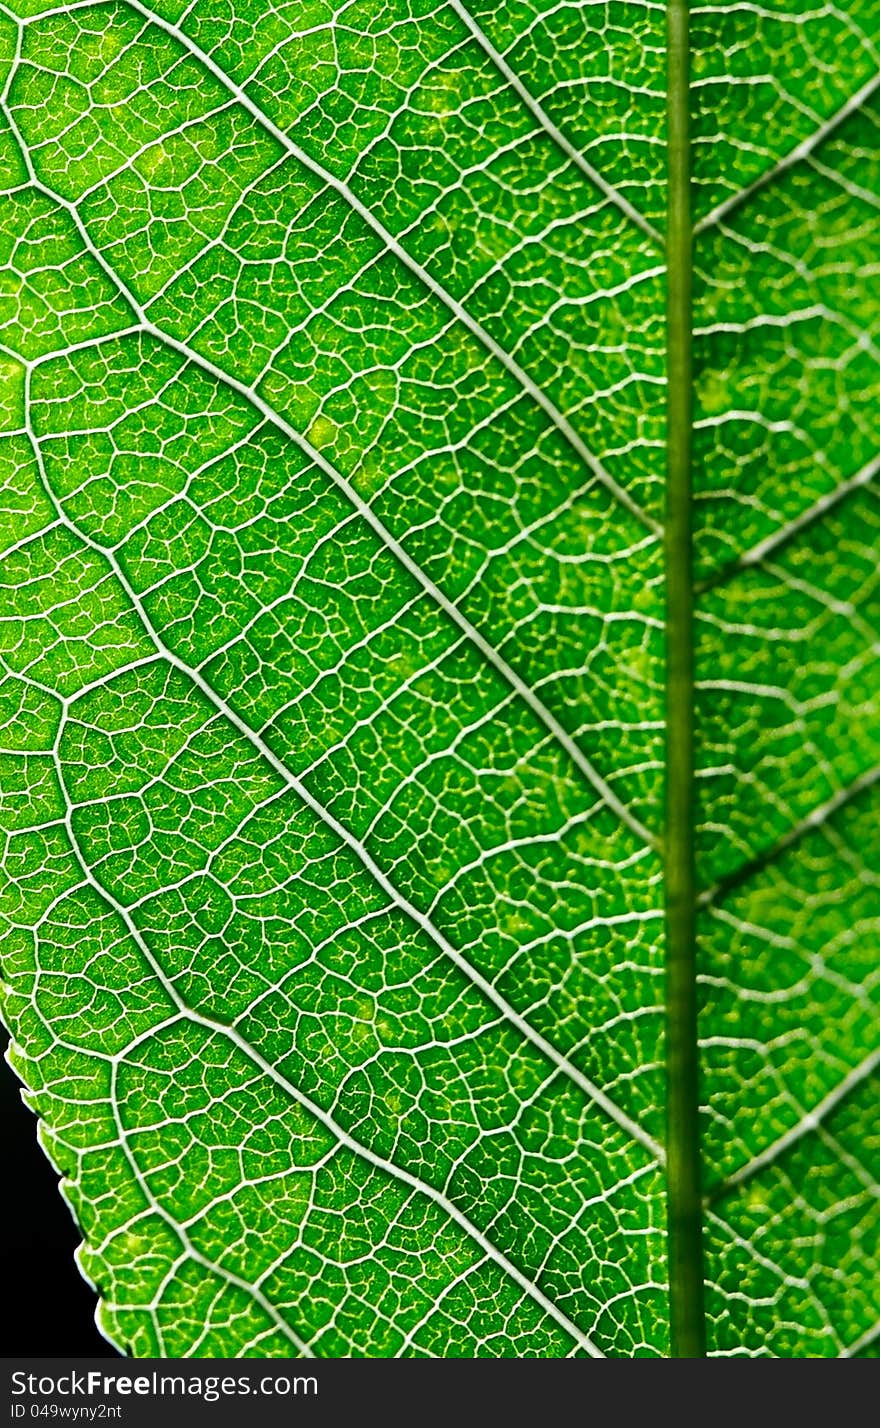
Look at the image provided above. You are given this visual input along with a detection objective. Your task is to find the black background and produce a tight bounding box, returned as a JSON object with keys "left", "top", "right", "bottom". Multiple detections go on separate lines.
{"left": 2, "top": 1036, "right": 113, "bottom": 1355}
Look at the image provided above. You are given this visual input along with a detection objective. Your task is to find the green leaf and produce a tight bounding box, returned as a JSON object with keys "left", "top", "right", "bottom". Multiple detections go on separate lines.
{"left": 0, "top": 0, "right": 877, "bottom": 1358}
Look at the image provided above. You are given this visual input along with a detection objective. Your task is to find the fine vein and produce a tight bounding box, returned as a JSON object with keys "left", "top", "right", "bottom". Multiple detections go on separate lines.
{"left": 705, "top": 1046, "right": 880, "bottom": 1206}
{"left": 84, "top": 0, "right": 661, "bottom": 538}
{"left": 48, "top": 706, "right": 604, "bottom": 1357}
{"left": 0, "top": 67, "right": 659, "bottom": 859}
{"left": 446, "top": 0, "right": 664, "bottom": 247}
{"left": 16, "top": 325, "right": 664, "bottom": 1164}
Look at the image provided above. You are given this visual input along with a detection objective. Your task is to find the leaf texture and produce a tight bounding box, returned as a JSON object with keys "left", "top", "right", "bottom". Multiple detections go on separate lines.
{"left": 0, "top": 0, "right": 877, "bottom": 1358}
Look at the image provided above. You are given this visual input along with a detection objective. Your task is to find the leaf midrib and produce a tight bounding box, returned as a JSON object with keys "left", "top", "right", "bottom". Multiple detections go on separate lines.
{"left": 662, "top": 0, "right": 704, "bottom": 1360}
{"left": 4, "top": 0, "right": 877, "bottom": 1359}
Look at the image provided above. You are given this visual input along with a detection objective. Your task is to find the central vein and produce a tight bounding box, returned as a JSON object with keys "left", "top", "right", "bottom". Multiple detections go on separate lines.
{"left": 664, "top": 0, "right": 706, "bottom": 1359}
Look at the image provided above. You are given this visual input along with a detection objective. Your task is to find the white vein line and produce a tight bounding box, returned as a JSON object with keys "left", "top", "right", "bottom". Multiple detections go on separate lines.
{"left": 150, "top": 331, "right": 660, "bottom": 853}
{"left": 0, "top": 27, "right": 658, "bottom": 851}
{"left": 106, "top": 1061, "right": 315, "bottom": 1357}
{"left": 446, "top": 0, "right": 663, "bottom": 247}
{"left": 125, "top": 325, "right": 657, "bottom": 849}
{"left": 697, "top": 764, "right": 880, "bottom": 908}
{"left": 696, "top": 452, "right": 880, "bottom": 593}
{"left": 2, "top": 104, "right": 663, "bottom": 1149}
{"left": 842, "top": 1316, "right": 880, "bottom": 1358}
{"left": 16, "top": 335, "right": 664, "bottom": 1165}
{"left": 704, "top": 1210, "right": 850, "bottom": 1357}
{"left": 46, "top": 713, "right": 605, "bottom": 1358}
{"left": 706, "top": 1046, "right": 880, "bottom": 1206}
{"left": 10, "top": 795, "right": 313, "bottom": 1355}
{"left": 78, "top": 0, "right": 659, "bottom": 538}
{"left": 110, "top": 616, "right": 667, "bottom": 1165}
{"left": 6, "top": 123, "right": 658, "bottom": 858}
{"left": 695, "top": 69, "right": 880, "bottom": 235}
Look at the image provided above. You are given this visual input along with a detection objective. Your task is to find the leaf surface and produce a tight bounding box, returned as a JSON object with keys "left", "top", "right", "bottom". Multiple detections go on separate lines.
{"left": 0, "top": 0, "right": 877, "bottom": 1357}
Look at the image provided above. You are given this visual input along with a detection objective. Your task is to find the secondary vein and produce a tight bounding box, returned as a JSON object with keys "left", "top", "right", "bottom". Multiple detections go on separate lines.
{"left": 446, "top": 0, "right": 664, "bottom": 248}
{"left": 0, "top": 61, "right": 660, "bottom": 859}
{"left": 694, "top": 68, "right": 880, "bottom": 236}
{"left": 13, "top": 308, "right": 665, "bottom": 1162}
{"left": 704, "top": 1046, "right": 880, "bottom": 1207}
{"left": 48, "top": 704, "right": 603, "bottom": 1358}
{"left": 108, "top": 0, "right": 661, "bottom": 538}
